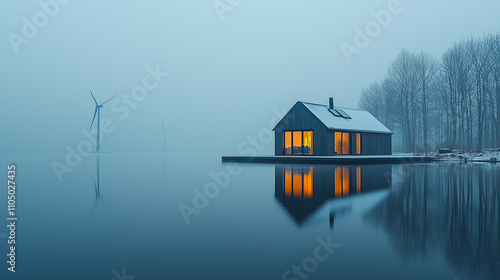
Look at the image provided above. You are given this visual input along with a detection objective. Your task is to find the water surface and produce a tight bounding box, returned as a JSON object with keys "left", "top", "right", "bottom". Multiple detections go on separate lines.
{"left": 0, "top": 153, "right": 498, "bottom": 280}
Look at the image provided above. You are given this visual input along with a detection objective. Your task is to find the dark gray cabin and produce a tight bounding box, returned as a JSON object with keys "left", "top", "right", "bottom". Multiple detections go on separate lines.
{"left": 273, "top": 98, "right": 393, "bottom": 156}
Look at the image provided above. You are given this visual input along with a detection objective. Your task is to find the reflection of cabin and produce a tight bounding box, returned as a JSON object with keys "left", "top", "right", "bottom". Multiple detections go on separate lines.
{"left": 275, "top": 165, "right": 392, "bottom": 225}
{"left": 273, "top": 98, "right": 393, "bottom": 156}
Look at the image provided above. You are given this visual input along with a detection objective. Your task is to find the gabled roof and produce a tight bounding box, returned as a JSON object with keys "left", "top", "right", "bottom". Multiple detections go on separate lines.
{"left": 275, "top": 101, "right": 393, "bottom": 134}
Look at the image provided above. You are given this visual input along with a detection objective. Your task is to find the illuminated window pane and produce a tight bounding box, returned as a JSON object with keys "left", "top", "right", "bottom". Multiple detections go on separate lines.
{"left": 342, "top": 133, "right": 350, "bottom": 155}
{"left": 293, "top": 170, "right": 302, "bottom": 197}
{"left": 335, "top": 132, "right": 342, "bottom": 155}
{"left": 303, "top": 167, "right": 313, "bottom": 198}
{"left": 293, "top": 131, "right": 302, "bottom": 155}
{"left": 303, "top": 131, "right": 313, "bottom": 155}
{"left": 284, "top": 168, "right": 292, "bottom": 196}
{"left": 342, "top": 167, "right": 349, "bottom": 196}
{"left": 335, "top": 167, "right": 342, "bottom": 197}
{"left": 284, "top": 132, "right": 292, "bottom": 155}
{"left": 356, "top": 167, "right": 361, "bottom": 193}
{"left": 356, "top": 133, "right": 361, "bottom": 155}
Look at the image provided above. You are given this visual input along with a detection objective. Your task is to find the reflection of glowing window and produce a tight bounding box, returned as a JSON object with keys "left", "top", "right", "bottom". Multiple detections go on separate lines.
{"left": 356, "top": 133, "right": 361, "bottom": 155}
{"left": 284, "top": 132, "right": 292, "bottom": 155}
{"left": 342, "top": 133, "right": 350, "bottom": 155}
{"left": 283, "top": 167, "right": 313, "bottom": 198}
{"left": 303, "top": 131, "right": 313, "bottom": 155}
{"left": 284, "top": 168, "right": 292, "bottom": 196}
{"left": 335, "top": 167, "right": 350, "bottom": 197}
{"left": 293, "top": 171, "right": 303, "bottom": 196}
{"left": 335, "top": 167, "right": 342, "bottom": 197}
{"left": 303, "top": 167, "right": 313, "bottom": 198}
{"left": 343, "top": 167, "right": 349, "bottom": 195}
{"left": 356, "top": 167, "right": 361, "bottom": 193}
{"left": 335, "top": 132, "right": 342, "bottom": 155}
{"left": 293, "top": 131, "right": 302, "bottom": 155}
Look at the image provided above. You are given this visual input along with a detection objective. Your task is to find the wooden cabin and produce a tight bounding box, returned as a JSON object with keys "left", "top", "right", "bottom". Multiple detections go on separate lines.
{"left": 273, "top": 98, "right": 393, "bottom": 156}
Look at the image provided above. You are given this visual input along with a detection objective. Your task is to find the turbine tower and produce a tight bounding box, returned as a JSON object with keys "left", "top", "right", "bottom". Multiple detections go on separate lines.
{"left": 159, "top": 120, "right": 168, "bottom": 152}
{"left": 89, "top": 91, "right": 117, "bottom": 152}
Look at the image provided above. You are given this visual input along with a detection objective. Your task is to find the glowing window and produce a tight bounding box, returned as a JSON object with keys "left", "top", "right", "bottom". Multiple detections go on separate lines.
{"left": 284, "top": 132, "right": 292, "bottom": 155}
{"left": 293, "top": 131, "right": 302, "bottom": 155}
{"left": 303, "top": 131, "right": 313, "bottom": 155}
{"left": 342, "top": 133, "right": 350, "bottom": 155}
{"left": 335, "top": 132, "right": 342, "bottom": 155}
{"left": 356, "top": 133, "right": 361, "bottom": 155}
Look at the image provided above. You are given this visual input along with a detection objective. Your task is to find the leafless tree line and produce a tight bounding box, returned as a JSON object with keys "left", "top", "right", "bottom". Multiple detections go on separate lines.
{"left": 359, "top": 34, "right": 500, "bottom": 153}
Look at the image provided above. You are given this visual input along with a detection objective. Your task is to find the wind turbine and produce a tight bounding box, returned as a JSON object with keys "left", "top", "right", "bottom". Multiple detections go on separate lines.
{"left": 159, "top": 120, "right": 169, "bottom": 152}
{"left": 89, "top": 91, "right": 117, "bottom": 152}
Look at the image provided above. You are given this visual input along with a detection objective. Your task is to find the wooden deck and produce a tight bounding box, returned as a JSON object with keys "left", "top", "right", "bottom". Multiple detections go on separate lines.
{"left": 222, "top": 155, "right": 432, "bottom": 165}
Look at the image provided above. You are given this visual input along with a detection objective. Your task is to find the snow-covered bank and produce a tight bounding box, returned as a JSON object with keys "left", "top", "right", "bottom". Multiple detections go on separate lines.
{"left": 429, "top": 148, "right": 500, "bottom": 163}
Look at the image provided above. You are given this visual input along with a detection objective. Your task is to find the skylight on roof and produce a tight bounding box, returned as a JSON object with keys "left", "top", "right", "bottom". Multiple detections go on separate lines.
{"left": 329, "top": 109, "right": 351, "bottom": 119}
{"left": 336, "top": 109, "right": 351, "bottom": 119}
{"left": 328, "top": 109, "right": 341, "bottom": 117}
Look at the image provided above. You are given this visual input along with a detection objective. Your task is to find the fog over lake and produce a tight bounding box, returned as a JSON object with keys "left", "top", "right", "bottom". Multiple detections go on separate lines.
{"left": 1, "top": 1, "right": 499, "bottom": 280}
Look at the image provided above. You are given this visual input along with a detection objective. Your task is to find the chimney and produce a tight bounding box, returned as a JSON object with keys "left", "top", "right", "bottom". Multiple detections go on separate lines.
{"left": 329, "top": 97, "right": 334, "bottom": 109}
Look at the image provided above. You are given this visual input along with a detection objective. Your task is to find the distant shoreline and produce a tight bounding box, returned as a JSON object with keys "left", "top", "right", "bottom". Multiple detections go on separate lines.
{"left": 429, "top": 149, "right": 500, "bottom": 163}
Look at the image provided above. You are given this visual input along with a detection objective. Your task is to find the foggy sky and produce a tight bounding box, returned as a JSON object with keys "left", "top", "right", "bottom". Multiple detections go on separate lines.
{"left": 1, "top": 0, "right": 499, "bottom": 154}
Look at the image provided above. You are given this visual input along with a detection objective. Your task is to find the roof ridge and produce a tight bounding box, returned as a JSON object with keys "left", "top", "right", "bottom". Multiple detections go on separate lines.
{"left": 300, "top": 101, "right": 367, "bottom": 112}
{"left": 299, "top": 101, "right": 327, "bottom": 107}
{"left": 335, "top": 106, "right": 367, "bottom": 112}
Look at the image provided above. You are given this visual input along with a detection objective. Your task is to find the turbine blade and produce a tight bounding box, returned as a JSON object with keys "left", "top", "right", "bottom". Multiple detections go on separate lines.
{"left": 162, "top": 120, "right": 165, "bottom": 130}
{"left": 89, "top": 107, "right": 98, "bottom": 131}
{"left": 101, "top": 94, "right": 118, "bottom": 106}
{"left": 159, "top": 130, "right": 164, "bottom": 136}
{"left": 90, "top": 90, "right": 98, "bottom": 105}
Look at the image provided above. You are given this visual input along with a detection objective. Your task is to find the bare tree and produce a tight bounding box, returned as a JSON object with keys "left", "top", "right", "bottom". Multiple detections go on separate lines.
{"left": 359, "top": 82, "right": 384, "bottom": 119}
{"left": 416, "top": 52, "right": 437, "bottom": 153}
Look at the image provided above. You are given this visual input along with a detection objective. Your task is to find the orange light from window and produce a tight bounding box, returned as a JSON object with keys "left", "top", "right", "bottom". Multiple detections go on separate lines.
{"left": 293, "top": 131, "right": 302, "bottom": 155}
{"left": 335, "top": 132, "right": 342, "bottom": 155}
{"left": 356, "top": 133, "right": 361, "bottom": 155}
{"left": 342, "top": 133, "right": 350, "bottom": 155}
{"left": 284, "top": 132, "right": 292, "bottom": 155}
{"left": 303, "top": 131, "right": 313, "bottom": 155}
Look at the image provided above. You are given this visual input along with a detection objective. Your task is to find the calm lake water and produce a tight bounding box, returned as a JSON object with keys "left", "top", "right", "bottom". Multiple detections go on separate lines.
{"left": 0, "top": 153, "right": 499, "bottom": 280}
